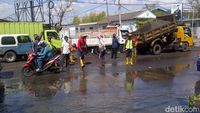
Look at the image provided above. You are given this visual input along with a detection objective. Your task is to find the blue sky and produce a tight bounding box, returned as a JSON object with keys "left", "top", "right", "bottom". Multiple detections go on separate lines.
{"left": 0, "top": 0, "right": 188, "bottom": 23}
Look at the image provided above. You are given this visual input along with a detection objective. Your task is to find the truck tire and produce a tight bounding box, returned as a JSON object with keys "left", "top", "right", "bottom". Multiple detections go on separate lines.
{"left": 152, "top": 44, "right": 162, "bottom": 55}
{"left": 94, "top": 47, "right": 99, "bottom": 54}
{"left": 182, "top": 42, "right": 189, "bottom": 52}
{"left": 4, "top": 51, "right": 16, "bottom": 62}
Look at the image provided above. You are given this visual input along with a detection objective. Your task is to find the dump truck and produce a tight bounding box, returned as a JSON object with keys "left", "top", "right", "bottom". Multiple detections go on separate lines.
{"left": 135, "top": 14, "right": 193, "bottom": 55}
{"left": 0, "top": 22, "right": 61, "bottom": 49}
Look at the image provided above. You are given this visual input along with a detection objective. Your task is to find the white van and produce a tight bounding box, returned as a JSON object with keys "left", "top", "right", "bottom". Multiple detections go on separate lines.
{"left": 0, "top": 34, "right": 32, "bottom": 62}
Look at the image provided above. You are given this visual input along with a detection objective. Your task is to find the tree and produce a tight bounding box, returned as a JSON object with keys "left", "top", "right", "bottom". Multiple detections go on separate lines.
{"left": 81, "top": 11, "right": 106, "bottom": 23}
{"left": 53, "top": 0, "right": 73, "bottom": 25}
{"left": 136, "top": 19, "right": 154, "bottom": 29}
{"left": 73, "top": 16, "right": 81, "bottom": 25}
{"left": 97, "top": 11, "right": 106, "bottom": 21}
{"left": 188, "top": 0, "right": 200, "bottom": 18}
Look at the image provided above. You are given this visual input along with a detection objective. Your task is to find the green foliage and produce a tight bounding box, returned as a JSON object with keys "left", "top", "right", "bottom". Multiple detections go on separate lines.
{"left": 73, "top": 16, "right": 81, "bottom": 25}
{"left": 152, "top": 10, "right": 169, "bottom": 16}
{"left": 72, "top": 11, "right": 106, "bottom": 24}
{"left": 136, "top": 19, "right": 154, "bottom": 29}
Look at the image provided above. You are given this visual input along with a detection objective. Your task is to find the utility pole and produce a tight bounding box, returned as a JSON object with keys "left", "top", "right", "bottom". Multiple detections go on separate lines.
{"left": 192, "top": 4, "right": 194, "bottom": 35}
{"left": 30, "top": 1, "right": 35, "bottom": 22}
{"left": 118, "top": 0, "right": 121, "bottom": 27}
{"left": 48, "top": 0, "right": 54, "bottom": 29}
{"left": 105, "top": 0, "right": 109, "bottom": 24}
{"left": 181, "top": 3, "right": 183, "bottom": 21}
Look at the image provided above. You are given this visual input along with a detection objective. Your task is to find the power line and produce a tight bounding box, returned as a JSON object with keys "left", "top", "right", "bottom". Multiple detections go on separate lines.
{"left": 68, "top": 4, "right": 104, "bottom": 18}
{"left": 71, "top": 1, "right": 190, "bottom": 5}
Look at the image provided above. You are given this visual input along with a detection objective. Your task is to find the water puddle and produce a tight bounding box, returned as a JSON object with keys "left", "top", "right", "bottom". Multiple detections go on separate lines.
{"left": 0, "top": 63, "right": 195, "bottom": 113}
{"left": 138, "top": 63, "right": 193, "bottom": 81}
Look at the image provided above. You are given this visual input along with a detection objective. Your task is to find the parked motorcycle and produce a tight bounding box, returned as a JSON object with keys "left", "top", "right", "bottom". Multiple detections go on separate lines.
{"left": 22, "top": 52, "right": 61, "bottom": 77}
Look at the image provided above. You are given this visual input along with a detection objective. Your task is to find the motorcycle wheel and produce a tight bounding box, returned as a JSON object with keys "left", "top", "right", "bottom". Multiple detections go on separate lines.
{"left": 22, "top": 67, "right": 34, "bottom": 77}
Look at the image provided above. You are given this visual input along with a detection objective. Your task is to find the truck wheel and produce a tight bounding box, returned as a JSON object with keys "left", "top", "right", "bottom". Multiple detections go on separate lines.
{"left": 4, "top": 51, "right": 16, "bottom": 62}
{"left": 94, "top": 47, "right": 99, "bottom": 54}
{"left": 152, "top": 44, "right": 162, "bottom": 55}
{"left": 182, "top": 43, "right": 189, "bottom": 52}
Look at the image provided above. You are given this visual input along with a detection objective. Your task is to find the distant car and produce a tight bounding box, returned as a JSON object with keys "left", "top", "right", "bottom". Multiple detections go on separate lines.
{"left": 0, "top": 34, "right": 32, "bottom": 62}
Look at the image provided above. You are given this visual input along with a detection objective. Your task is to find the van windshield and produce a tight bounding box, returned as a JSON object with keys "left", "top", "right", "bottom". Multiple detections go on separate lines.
{"left": 17, "top": 36, "right": 31, "bottom": 43}
{"left": 47, "top": 32, "right": 60, "bottom": 40}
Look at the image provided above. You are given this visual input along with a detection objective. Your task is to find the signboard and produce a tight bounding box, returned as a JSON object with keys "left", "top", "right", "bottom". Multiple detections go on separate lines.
{"left": 171, "top": 4, "right": 182, "bottom": 20}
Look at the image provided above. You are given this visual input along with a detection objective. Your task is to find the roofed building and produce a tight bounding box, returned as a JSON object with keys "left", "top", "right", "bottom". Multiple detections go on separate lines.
{"left": 74, "top": 10, "right": 156, "bottom": 33}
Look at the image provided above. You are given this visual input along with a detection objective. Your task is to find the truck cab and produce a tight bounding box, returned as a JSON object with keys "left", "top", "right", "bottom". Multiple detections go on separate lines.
{"left": 176, "top": 26, "right": 193, "bottom": 48}
{"left": 43, "top": 30, "right": 62, "bottom": 51}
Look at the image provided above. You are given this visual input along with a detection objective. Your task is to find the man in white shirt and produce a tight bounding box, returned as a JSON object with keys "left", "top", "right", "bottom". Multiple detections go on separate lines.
{"left": 97, "top": 35, "right": 106, "bottom": 66}
{"left": 61, "top": 36, "right": 70, "bottom": 69}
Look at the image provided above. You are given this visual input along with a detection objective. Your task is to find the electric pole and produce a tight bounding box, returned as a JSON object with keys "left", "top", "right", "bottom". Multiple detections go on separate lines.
{"left": 30, "top": 1, "right": 35, "bottom": 22}
{"left": 118, "top": 0, "right": 121, "bottom": 27}
{"left": 105, "top": 0, "right": 109, "bottom": 24}
{"left": 48, "top": 0, "right": 54, "bottom": 29}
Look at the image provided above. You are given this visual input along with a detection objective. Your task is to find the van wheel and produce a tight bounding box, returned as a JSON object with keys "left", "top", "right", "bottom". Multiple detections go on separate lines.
{"left": 152, "top": 44, "right": 162, "bottom": 55}
{"left": 182, "top": 43, "right": 188, "bottom": 52}
{"left": 4, "top": 51, "right": 16, "bottom": 62}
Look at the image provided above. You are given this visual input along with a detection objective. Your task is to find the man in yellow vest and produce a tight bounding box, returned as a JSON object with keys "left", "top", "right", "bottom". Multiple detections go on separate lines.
{"left": 124, "top": 33, "right": 135, "bottom": 65}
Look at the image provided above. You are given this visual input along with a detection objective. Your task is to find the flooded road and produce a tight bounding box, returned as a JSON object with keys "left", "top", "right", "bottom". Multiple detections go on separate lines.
{"left": 0, "top": 48, "right": 200, "bottom": 113}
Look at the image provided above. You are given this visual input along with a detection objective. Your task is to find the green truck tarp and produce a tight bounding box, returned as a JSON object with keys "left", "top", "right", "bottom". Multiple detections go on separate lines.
{"left": 0, "top": 22, "right": 43, "bottom": 39}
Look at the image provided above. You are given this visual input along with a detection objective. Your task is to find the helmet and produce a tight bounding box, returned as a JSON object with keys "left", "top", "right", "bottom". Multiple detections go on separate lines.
{"left": 73, "top": 43, "right": 76, "bottom": 48}
{"left": 33, "top": 34, "right": 39, "bottom": 40}
{"left": 38, "top": 41, "right": 46, "bottom": 47}
{"left": 81, "top": 34, "right": 87, "bottom": 38}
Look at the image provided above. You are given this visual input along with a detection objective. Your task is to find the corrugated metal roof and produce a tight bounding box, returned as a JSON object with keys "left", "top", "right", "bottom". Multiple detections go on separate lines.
{"left": 98, "top": 10, "right": 144, "bottom": 24}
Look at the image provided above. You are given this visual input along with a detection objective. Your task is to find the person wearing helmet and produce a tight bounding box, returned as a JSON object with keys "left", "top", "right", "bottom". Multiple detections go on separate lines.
{"left": 97, "top": 34, "right": 106, "bottom": 66}
{"left": 32, "top": 32, "right": 43, "bottom": 54}
{"left": 77, "top": 34, "right": 87, "bottom": 68}
{"left": 35, "top": 41, "right": 52, "bottom": 72}
{"left": 69, "top": 43, "right": 76, "bottom": 64}
{"left": 124, "top": 33, "right": 135, "bottom": 65}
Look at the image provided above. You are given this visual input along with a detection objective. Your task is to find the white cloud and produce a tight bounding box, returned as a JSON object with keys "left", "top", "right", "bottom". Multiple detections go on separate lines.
{"left": 0, "top": 3, "right": 14, "bottom": 19}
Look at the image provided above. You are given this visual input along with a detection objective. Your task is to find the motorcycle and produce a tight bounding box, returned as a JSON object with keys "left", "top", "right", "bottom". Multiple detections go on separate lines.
{"left": 22, "top": 52, "right": 61, "bottom": 77}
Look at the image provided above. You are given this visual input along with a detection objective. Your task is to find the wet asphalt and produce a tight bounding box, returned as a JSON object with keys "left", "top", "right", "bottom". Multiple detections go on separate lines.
{"left": 0, "top": 48, "right": 200, "bottom": 113}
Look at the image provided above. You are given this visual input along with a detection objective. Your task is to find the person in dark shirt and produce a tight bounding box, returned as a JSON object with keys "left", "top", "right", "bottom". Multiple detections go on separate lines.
{"left": 111, "top": 33, "right": 119, "bottom": 59}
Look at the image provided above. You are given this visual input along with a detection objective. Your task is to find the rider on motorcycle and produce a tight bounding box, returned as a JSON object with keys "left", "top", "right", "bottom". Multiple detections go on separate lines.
{"left": 35, "top": 41, "right": 53, "bottom": 72}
